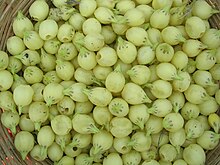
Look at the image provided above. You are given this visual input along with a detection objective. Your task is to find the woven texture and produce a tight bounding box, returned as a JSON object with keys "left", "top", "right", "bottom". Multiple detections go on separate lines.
{"left": 0, "top": 0, "right": 220, "bottom": 164}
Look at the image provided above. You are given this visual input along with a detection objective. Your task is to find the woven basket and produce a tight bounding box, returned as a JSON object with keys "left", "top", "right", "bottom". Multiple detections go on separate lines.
{"left": 0, "top": 0, "right": 220, "bottom": 164}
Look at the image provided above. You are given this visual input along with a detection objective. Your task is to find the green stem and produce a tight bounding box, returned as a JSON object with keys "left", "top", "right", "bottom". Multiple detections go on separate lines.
{"left": 199, "top": 43, "right": 208, "bottom": 50}
{"left": 82, "top": 88, "right": 90, "bottom": 97}
{"left": 183, "top": 0, "right": 195, "bottom": 17}
{"left": 13, "top": 74, "right": 19, "bottom": 81}
{"left": 180, "top": 3, "right": 187, "bottom": 11}
{"left": 207, "top": 81, "right": 217, "bottom": 87}
{"left": 85, "top": 156, "right": 94, "bottom": 164}
{"left": 40, "top": 146, "right": 48, "bottom": 157}
{"left": 112, "top": 9, "right": 120, "bottom": 15}
{"left": 73, "top": 43, "right": 82, "bottom": 52}
{"left": 175, "top": 145, "right": 181, "bottom": 154}
{"left": 89, "top": 124, "right": 100, "bottom": 134}
{"left": 173, "top": 74, "right": 184, "bottom": 81}
{"left": 186, "top": 131, "right": 193, "bottom": 139}
{"left": 93, "top": 146, "right": 101, "bottom": 155}
{"left": 91, "top": 76, "right": 103, "bottom": 86}
{"left": 161, "top": 5, "right": 171, "bottom": 14}
{"left": 69, "top": 141, "right": 77, "bottom": 148}
{"left": 115, "top": 15, "right": 126, "bottom": 24}
{"left": 132, "top": 124, "right": 140, "bottom": 131}
{"left": 34, "top": 122, "right": 42, "bottom": 131}
{"left": 144, "top": 37, "right": 153, "bottom": 47}
{"left": 177, "top": 35, "right": 186, "bottom": 43}
{"left": 111, "top": 105, "right": 121, "bottom": 114}
{"left": 62, "top": 87, "right": 70, "bottom": 96}
{"left": 10, "top": 66, "right": 17, "bottom": 75}
{"left": 20, "top": 151, "right": 28, "bottom": 160}
{"left": 73, "top": 33, "right": 85, "bottom": 49}
{"left": 136, "top": 120, "right": 145, "bottom": 130}
{"left": 23, "top": 30, "right": 32, "bottom": 40}
{"left": 49, "top": 114, "right": 55, "bottom": 121}
{"left": 151, "top": 43, "right": 159, "bottom": 51}
{"left": 14, "top": 54, "right": 23, "bottom": 60}
{"left": 10, "top": 125, "right": 17, "bottom": 135}
{"left": 146, "top": 130, "right": 152, "bottom": 136}
{"left": 79, "top": 46, "right": 89, "bottom": 57}
{"left": 114, "top": 64, "right": 122, "bottom": 73}
{"left": 202, "top": 93, "right": 212, "bottom": 102}
{"left": 56, "top": 59, "right": 64, "bottom": 66}
{"left": 60, "top": 140, "right": 66, "bottom": 151}
{"left": 211, "top": 8, "right": 220, "bottom": 15}
{"left": 173, "top": 105, "right": 180, "bottom": 113}
{"left": 11, "top": 106, "right": 17, "bottom": 114}
{"left": 144, "top": 96, "right": 152, "bottom": 104}
{"left": 58, "top": 49, "right": 67, "bottom": 58}
{"left": 16, "top": 11, "right": 25, "bottom": 19}
{"left": 104, "top": 122, "right": 110, "bottom": 132}
{"left": 140, "top": 23, "right": 150, "bottom": 30}
{"left": 40, "top": 48, "right": 47, "bottom": 56}
{"left": 126, "top": 140, "right": 136, "bottom": 147}
{"left": 147, "top": 107, "right": 155, "bottom": 114}
{"left": 46, "top": 99, "right": 53, "bottom": 107}
{"left": 74, "top": 38, "right": 84, "bottom": 47}
{"left": 126, "top": 69, "right": 134, "bottom": 77}
{"left": 174, "top": 3, "right": 187, "bottom": 19}
{"left": 213, "top": 133, "right": 220, "bottom": 140}
{"left": 188, "top": 59, "right": 197, "bottom": 66}
{"left": 142, "top": 83, "right": 153, "bottom": 89}
{"left": 209, "top": 49, "right": 217, "bottom": 56}
{"left": 18, "top": 105, "right": 23, "bottom": 115}
{"left": 213, "top": 124, "right": 220, "bottom": 134}
{"left": 117, "top": 36, "right": 125, "bottom": 47}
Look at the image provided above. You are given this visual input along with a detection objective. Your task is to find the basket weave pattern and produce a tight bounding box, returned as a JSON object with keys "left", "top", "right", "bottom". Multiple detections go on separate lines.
{"left": 0, "top": 0, "right": 220, "bottom": 164}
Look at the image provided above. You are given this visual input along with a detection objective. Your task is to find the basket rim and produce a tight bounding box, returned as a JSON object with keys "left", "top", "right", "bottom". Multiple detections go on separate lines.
{"left": 0, "top": 0, "right": 220, "bottom": 165}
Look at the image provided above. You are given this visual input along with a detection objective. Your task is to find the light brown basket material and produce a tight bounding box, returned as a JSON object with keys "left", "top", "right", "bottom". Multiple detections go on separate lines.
{"left": 0, "top": 0, "right": 219, "bottom": 165}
